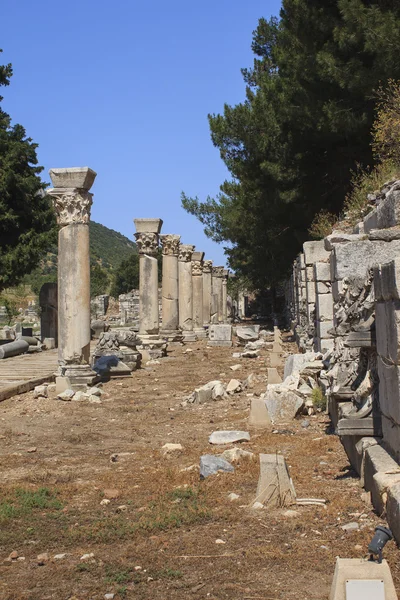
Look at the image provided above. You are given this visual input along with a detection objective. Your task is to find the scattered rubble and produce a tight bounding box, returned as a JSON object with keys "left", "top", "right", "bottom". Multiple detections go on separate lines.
{"left": 209, "top": 431, "right": 250, "bottom": 445}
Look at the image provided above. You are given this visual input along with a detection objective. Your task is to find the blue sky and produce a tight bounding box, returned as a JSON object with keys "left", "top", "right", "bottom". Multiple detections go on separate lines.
{"left": 2, "top": 0, "right": 281, "bottom": 267}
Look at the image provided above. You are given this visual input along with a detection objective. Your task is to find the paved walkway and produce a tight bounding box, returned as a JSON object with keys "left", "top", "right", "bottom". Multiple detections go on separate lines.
{"left": 0, "top": 349, "right": 58, "bottom": 401}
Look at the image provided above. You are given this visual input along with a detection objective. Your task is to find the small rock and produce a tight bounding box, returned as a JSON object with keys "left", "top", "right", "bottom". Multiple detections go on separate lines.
{"left": 212, "top": 383, "right": 226, "bottom": 400}
{"left": 230, "top": 364, "right": 242, "bottom": 371}
{"left": 221, "top": 448, "right": 254, "bottom": 463}
{"left": 146, "top": 360, "right": 160, "bottom": 365}
{"left": 53, "top": 553, "right": 66, "bottom": 560}
{"left": 252, "top": 502, "right": 264, "bottom": 510}
{"left": 341, "top": 522, "right": 359, "bottom": 532}
{"left": 8, "top": 551, "right": 18, "bottom": 560}
{"left": 161, "top": 443, "right": 183, "bottom": 455}
{"left": 87, "top": 394, "right": 102, "bottom": 403}
{"left": 103, "top": 489, "right": 120, "bottom": 500}
{"left": 283, "top": 510, "right": 299, "bottom": 518}
{"left": 354, "top": 544, "right": 363, "bottom": 551}
{"left": 27, "top": 447, "right": 37, "bottom": 453}
{"left": 228, "top": 493, "right": 240, "bottom": 501}
{"left": 232, "top": 353, "right": 242, "bottom": 359}
{"left": 110, "top": 454, "right": 118, "bottom": 462}
{"left": 37, "top": 552, "right": 49, "bottom": 565}
{"left": 215, "top": 539, "right": 226, "bottom": 544}
{"left": 226, "top": 379, "right": 242, "bottom": 394}
{"left": 17, "top": 556, "right": 25, "bottom": 561}
{"left": 100, "top": 499, "right": 111, "bottom": 506}
{"left": 241, "top": 350, "right": 260, "bottom": 358}
{"left": 209, "top": 430, "right": 250, "bottom": 445}
{"left": 134, "top": 566, "right": 142, "bottom": 570}
{"left": 104, "top": 594, "right": 115, "bottom": 600}
{"left": 301, "top": 419, "right": 310, "bottom": 429}
{"left": 80, "top": 553, "right": 95, "bottom": 560}
{"left": 57, "top": 389, "right": 75, "bottom": 401}
{"left": 199, "top": 455, "right": 234, "bottom": 479}
{"left": 116, "top": 505, "right": 128, "bottom": 512}
{"left": 33, "top": 385, "right": 48, "bottom": 399}
{"left": 72, "top": 391, "right": 85, "bottom": 402}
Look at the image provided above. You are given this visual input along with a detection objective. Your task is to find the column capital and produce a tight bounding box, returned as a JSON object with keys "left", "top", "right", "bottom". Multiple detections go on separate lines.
{"left": 222, "top": 269, "right": 229, "bottom": 283}
{"left": 192, "top": 260, "right": 204, "bottom": 276}
{"left": 134, "top": 232, "right": 159, "bottom": 256}
{"left": 178, "top": 244, "right": 195, "bottom": 262}
{"left": 203, "top": 260, "right": 213, "bottom": 273}
{"left": 212, "top": 266, "right": 225, "bottom": 278}
{"left": 160, "top": 234, "right": 181, "bottom": 256}
{"left": 47, "top": 188, "right": 93, "bottom": 226}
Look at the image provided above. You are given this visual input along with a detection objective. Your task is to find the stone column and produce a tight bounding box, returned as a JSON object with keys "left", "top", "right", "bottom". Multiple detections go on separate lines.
{"left": 160, "top": 234, "right": 182, "bottom": 342}
{"left": 202, "top": 260, "right": 213, "bottom": 326}
{"left": 222, "top": 269, "right": 229, "bottom": 323}
{"left": 47, "top": 167, "right": 98, "bottom": 389}
{"left": 134, "top": 218, "right": 167, "bottom": 360}
{"left": 212, "top": 266, "right": 224, "bottom": 323}
{"left": 178, "top": 244, "right": 196, "bottom": 341}
{"left": 192, "top": 251, "right": 207, "bottom": 339}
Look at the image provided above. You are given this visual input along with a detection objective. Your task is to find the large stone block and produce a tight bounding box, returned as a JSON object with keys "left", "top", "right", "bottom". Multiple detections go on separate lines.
{"left": 364, "top": 444, "right": 400, "bottom": 515}
{"left": 208, "top": 324, "right": 232, "bottom": 347}
{"left": 377, "top": 357, "right": 400, "bottom": 425}
{"left": 306, "top": 266, "right": 314, "bottom": 281}
{"left": 376, "top": 301, "right": 400, "bottom": 364}
{"left": 377, "top": 189, "right": 400, "bottom": 229}
{"left": 303, "top": 240, "right": 330, "bottom": 265}
{"left": 329, "top": 558, "right": 398, "bottom": 600}
{"left": 305, "top": 281, "right": 316, "bottom": 304}
{"left": 379, "top": 258, "right": 400, "bottom": 301}
{"left": 332, "top": 240, "right": 400, "bottom": 281}
{"left": 316, "top": 292, "right": 333, "bottom": 321}
{"left": 332, "top": 279, "right": 343, "bottom": 302}
{"left": 317, "top": 320, "right": 334, "bottom": 339}
{"left": 318, "top": 338, "right": 335, "bottom": 353}
{"left": 255, "top": 454, "right": 296, "bottom": 507}
{"left": 387, "top": 481, "right": 400, "bottom": 545}
{"left": 363, "top": 208, "right": 378, "bottom": 232}
{"left": 316, "top": 281, "right": 331, "bottom": 294}
{"left": 264, "top": 390, "right": 303, "bottom": 422}
{"left": 284, "top": 352, "right": 318, "bottom": 379}
{"left": 381, "top": 415, "right": 400, "bottom": 462}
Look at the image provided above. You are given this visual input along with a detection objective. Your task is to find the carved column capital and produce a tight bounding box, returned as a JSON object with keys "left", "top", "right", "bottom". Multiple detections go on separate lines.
{"left": 212, "top": 266, "right": 224, "bottom": 278}
{"left": 134, "top": 232, "right": 159, "bottom": 256}
{"left": 192, "top": 261, "right": 204, "bottom": 276}
{"left": 222, "top": 269, "right": 229, "bottom": 285}
{"left": 203, "top": 260, "right": 213, "bottom": 273}
{"left": 178, "top": 244, "right": 195, "bottom": 262}
{"left": 160, "top": 234, "right": 181, "bottom": 256}
{"left": 47, "top": 188, "right": 93, "bottom": 226}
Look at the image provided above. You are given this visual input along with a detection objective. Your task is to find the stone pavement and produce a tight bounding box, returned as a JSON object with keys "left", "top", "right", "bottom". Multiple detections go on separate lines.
{"left": 0, "top": 349, "right": 58, "bottom": 402}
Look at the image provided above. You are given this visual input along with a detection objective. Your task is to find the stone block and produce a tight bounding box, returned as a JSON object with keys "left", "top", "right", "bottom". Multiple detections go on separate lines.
{"left": 303, "top": 240, "right": 330, "bottom": 265}
{"left": 364, "top": 444, "right": 400, "bottom": 515}
{"left": 49, "top": 167, "right": 96, "bottom": 190}
{"left": 381, "top": 415, "right": 400, "bottom": 462}
{"left": 329, "top": 558, "right": 397, "bottom": 600}
{"left": 314, "top": 261, "right": 331, "bottom": 282}
{"left": 248, "top": 398, "right": 272, "bottom": 429}
{"left": 374, "top": 265, "right": 384, "bottom": 301}
{"left": 270, "top": 352, "right": 282, "bottom": 368}
{"left": 235, "top": 325, "right": 260, "bottom": 342}
{"left": 306, "top": 282, "right": 316, "bottom": 304}
{"left": 208, "top": 324, "right": 232, "bottom": 346}
{"left": 254, "top": 454, "right": 296, "bottom": 507}
{"left": 264, "top": 390, "right": 304, "bottom": 423}
{"left": 267, "top": 367, "right": 282, "bottom": 384}
{"left": 317, "top": 320, "right": 334, "bottom": 339}
{"left": 283, "top": 352, "right": 317, "bottom": 379}
{"left": 318, "top": 338, "right": 335, "bottom": 353}
{"left": 55, "top": 376, "right": 72, "bottom": 395}
{"left": 332, "top": 240, "right": 400, "bottom": 281}
{"left": 376, "top": 301, "right": 400, "bottom": 364}
{"left": 316, "top": 293, "right": 333, "bottom": 321}
{"left": 306, "top": 302, "right": 315, "bottom": 321}
{"left": 377, "top": 189, "right": 400, "bottom": 229}
{"left": 387, "top": 481, "right": 400, "bottom": 545}
{"left": 306, "top": 266, "right": 314, "bottom": 281}
{"left": 298, "top": 253, "right": 305, "bottom": 269}
{"left": 133, "top": 218, "right": 163, "bottom": 233}
{"left": 377, "top": 357, "right": 400, "bottom": 424}
{"left": 332, "top": 279, "right": 344, "bottom": 302}
{"left": 324, "top": 232, "right": 365, "bottom": 250}
{"left": 380, "top": 258, "right": 400, "bottom": 301}
{"left": 363, "top": 208, "right": 378, "bottom": 232}
{"left": 316, "top": 281, "right": 331, "bottom": 294}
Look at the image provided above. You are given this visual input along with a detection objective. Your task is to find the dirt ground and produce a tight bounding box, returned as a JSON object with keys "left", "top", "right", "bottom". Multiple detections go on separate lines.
{"left": 0, "top": 335, "right": 399, "bottom": 600}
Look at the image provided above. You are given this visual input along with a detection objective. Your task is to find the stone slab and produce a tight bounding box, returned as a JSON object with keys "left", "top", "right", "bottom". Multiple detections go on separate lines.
{"left": 267, "top": 367, "right": 282, "bottom": 384}
{"left": 248, "top": 398, "right": 271, "bottom": 429}
{"left": 255, "top": 453, "right": 296, "bottom": 507}
{"left": 314, "top": 261, "right": 331, "bottom": 282}
{"left": 387, "top": 481, "right": 400, "bottom": 545}
{"left": 316, "top": 292, "right": 333, "bottom": 321}
{"left": 283, "top": 352, "right": 318, "bottom": 380}
{"left": 236, "top": 325, "right": 260, "bottom": 342}
{"left": 199, "top": 455, "right": 234, "bottom": 479}
{"left": 208, "top": 324, "right": 232, "bottom": 342}
{"left": 264, "top": 390, "right": 304, "bottom": 423}
{"left": 209, "top": 430, "right": 250, "bottom": 445}
{"left": 303, "top": 240, "right": 330, "bottom": 265}
{"left": 364, "top": 444, "right": 400, "bottom": 515}
{"left": 332, "top": 240, "right": 400, "bottom": 281}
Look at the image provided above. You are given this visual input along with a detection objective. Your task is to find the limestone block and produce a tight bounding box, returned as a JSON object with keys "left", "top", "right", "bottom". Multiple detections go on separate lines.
{"left": 364, "top": 444, "right": 400, "bottom": 515}
{"left": 387, "top": 481, "right": 400, "bottom": 545}
{"left": 363, "top": 208, "right": 378, "bottom": 232}
{"left": 298, "top": 253, "right": 305, "bottom": 269}
{"left": 381, "top": 415, "right": 400, "bottom": 462}
{"left": 303, "top": 240, "right": 330, "bottom": 265}
{"left": 316, "top": 281, "right": 331, "bottom": 294}
{"left": 270, "top": 352, "right": 283, "bottom": 368}
{"left": 329, "top": 558, "right": 398, "bottom": 600}
{"left": 377, "top": 358, "right": 400, "bottom": 424}
{"left": 314, "top": 261, "right": 331, "bottom": 282}
{"left": 283, "top": 352, "right": 318, "bottom": 379}
{"left": 307, "top": 302, "right": 315, "bottom": 321}
{"left": 267, "top": 367, "right": 282, "bottom": 384}
{"left": 236, "top": 325, "right": 260, "bottom": 342}
{"left": 254, "top": 454, "right": 296, "bottom": 507}
{"left": 377, "top": 189, "right": 400, "bottom": 229}
{"left": 306, "top": 282, "right": 316, "bottom": 304}
{"left": 317, "top": 320, "right": 334, "bottom": 339}
{"left": 324, "top": 232, "right": 365, "bottom": 250}
{"left": 306, "top": 266, "right": 314, "bottom": 281}
{"left": 380, "top": 258, "right": 400, "bottom": 301}
{"left": 264, "top": 390, "right": 304, "bottom": 423}
{"left": 316, "top": 293, "right": 333, "bottom": 321}
{"left": 332, "top": 279, "right": 344, "bottom": 302}
{"left": 376, "top": 301, "right": 400, "bottom": 364}
{"left": 248, "top": 398, "right": 271, "bottom": 429}
{"left": 332, "top": 240, "right": 400, "bottom": 281}
{"left": 208, "top": 324, "right": 232, "bottom": 346}
{"left": 374, "top": 265, "right": 384, "bottom": 302}
{"left": 318, "top": 338, "right": 335, "bottom": 353}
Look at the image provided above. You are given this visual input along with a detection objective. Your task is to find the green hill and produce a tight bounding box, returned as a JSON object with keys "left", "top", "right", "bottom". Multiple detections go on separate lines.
{"left": 21, "top": 221, "right": 137, "bottom": 295}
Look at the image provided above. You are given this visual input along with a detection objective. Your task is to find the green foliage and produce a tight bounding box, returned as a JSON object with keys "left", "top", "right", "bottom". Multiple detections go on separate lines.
{"left": 0, "top": 487, "right": 62, "bottom": 523}
{"left": 182, "top": 2, "right": 400, "bottom": 288}
{"left": 372, "top": 79, "right": 400, "bottom": 165}
{"left": 89, "top": 221, "right": 137, "bottom": 271}
{"left": 311, "top": 387, "right": 327, "bottom": 411}
{"left": 308, "top": 210, "right": 338, "bottom": 240}
{"left": 90, "top": 262, "right": 110, "bottom": 297}
{"left": 0, "top": 296, "right": 18, "bottom": 325}
{"left": 0, "top": 50, "right": 57, "bottom": 292}
{"left": 110, "top": 249, "right": 162, "bottom": 298}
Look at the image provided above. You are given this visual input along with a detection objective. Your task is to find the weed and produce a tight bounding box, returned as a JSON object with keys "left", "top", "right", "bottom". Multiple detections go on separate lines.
{"left": 0, "top": 487, "right": 62, "bottom": 522}
{"left": 311, "top": 387, "right": 327, "bottom": 411}
{"left": 105, "top": 566, "right": 132, "bottom": 585}
{"left": 308, "top": 210, "right": 337, "bottom": 240}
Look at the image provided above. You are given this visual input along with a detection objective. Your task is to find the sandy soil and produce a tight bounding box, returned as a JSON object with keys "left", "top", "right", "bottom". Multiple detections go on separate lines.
{"left": 0, "top": 336, "right": 398, "bottom": 600}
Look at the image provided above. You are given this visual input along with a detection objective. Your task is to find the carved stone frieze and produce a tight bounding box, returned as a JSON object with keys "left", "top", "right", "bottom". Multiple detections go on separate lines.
{"left": 134, "top": 232, "right": 159, "bottom": 256}
{"left": 178, "top": 244, "right": 195, "bottom": 262}
{"left": 47, "top": 188, "right": 93, "bottom": 226}
{"left": 160, "top": 234, "right": 181, "bottom": 256}
{"left": 192, "top": 260, "right": 203, "bottom": 276}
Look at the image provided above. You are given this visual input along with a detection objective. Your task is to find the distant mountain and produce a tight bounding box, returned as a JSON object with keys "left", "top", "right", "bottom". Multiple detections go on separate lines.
{"left": 89, "top": 221, "right": 137, "bottom": 270}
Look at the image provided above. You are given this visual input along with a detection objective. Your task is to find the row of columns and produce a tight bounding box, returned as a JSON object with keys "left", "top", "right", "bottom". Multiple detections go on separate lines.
{"left": 46, "top": 168, "right": 229, "bottom": 387}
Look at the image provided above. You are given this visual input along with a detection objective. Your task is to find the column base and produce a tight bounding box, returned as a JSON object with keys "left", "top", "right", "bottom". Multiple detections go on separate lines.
{"left": 160, "top": 329, "right": 184, "bottom": 344}
{"left": 194, "top": 327, "right": 207, "bottom": 339}
{"left": 182, "top": 330, "right": 197, "bottom": 342}
{"left": 58, "top": 363, "right": 100, "bottom": 391}
{"left": 137, "top": 334, "right": 167, "bottom": 361}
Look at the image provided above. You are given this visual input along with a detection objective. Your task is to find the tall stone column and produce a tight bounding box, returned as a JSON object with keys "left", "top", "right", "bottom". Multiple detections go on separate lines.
{"left": 212, "top": 266, "right": 224, "bottom": 323}
{"left": 160, "top": 234, "right": 182, "bottom": 342}
{"left": 202, "top": 260, "right": 213, "bottom": 326}
{"left": 47, "top": 167, "right": 98, "bottom": 389}
{"left": 134, "top": 219, "right": 167, "bottom": 360}
{"left": 178, "top": 244, "right": 196, "bottom": 341}
{"left": 222, "top": 269, "right": 229, "bottom": 323}
{"left": 192, "top": 251, "right": 207, "bottom": 339}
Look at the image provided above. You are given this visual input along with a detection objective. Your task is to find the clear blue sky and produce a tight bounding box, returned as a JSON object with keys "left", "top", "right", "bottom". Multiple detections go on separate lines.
{"left": 2, "top": 0, "right": 281, "bottom": 268}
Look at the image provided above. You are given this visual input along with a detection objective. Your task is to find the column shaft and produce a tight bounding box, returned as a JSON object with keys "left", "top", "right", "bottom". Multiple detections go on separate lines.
{"left": 202, "top": 261, "right": 212, "bottom": 326}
